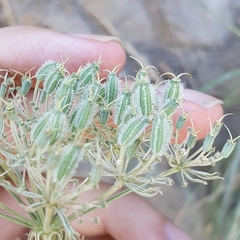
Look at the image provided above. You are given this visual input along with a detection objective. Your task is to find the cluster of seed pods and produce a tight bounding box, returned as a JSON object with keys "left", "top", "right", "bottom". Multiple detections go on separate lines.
{"left": 0, "top": 58, "right": 238, "bottom": 197}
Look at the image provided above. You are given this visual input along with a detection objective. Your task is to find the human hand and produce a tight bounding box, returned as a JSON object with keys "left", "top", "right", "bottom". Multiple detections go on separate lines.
{"left": 0, "top": 26, "right": 223, "bottom": 240}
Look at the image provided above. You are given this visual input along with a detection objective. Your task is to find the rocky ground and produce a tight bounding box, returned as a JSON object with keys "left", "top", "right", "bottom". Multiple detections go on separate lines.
{"left": 1, "top": 0, "right": 240, "bottom": 239}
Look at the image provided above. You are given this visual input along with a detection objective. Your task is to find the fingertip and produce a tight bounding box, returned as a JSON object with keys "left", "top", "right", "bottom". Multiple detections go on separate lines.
{"left": 173, "top": 98, "right": 224, "bottom": 142}
{"left": 0, "top": 26, "right": 126, "bottom": 77}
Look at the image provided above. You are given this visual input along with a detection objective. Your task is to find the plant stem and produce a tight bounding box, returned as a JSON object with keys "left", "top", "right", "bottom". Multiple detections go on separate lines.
{"left": 43, "top": 206, "right": 53, "bottom": 233}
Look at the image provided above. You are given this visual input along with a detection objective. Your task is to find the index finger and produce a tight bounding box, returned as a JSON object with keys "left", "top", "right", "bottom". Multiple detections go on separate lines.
{"left": 0, "top": 26, "right": 126, "bottom": 77}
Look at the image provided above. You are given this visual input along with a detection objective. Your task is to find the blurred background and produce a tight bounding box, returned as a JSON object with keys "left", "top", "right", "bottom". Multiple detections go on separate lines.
{"left": 0, "top": 0, "right": 240, "bottom": 239}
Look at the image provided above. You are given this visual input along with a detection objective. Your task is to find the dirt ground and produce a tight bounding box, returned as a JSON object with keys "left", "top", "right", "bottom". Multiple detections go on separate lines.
{"left": 0, "top": 0, "right": 240, "bottom": 239}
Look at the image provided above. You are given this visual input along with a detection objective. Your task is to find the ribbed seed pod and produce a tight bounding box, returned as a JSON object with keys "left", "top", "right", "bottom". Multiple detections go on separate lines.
{"left": 35, "top": 60, "right": 59, "bottom": 82}
{"left": 186, "top": 132, "right": 197, "bottom": 150}
{"left": 162, "top": 99, "right": 179, "bottom": 116}
{"left": 76, "top": 62, "right": 100, "bottom": 90}
{"left": 39, "top": 89, "right": 47, "bottom": 104}
{"left": 54, "top": 144, "right": 83, "bottom": 183}
{"left": 55, "top": 78, "right": 75, "bottom": 114}
{"left": 126, "top": 138, "right": 141, "bottom": 158}
{"left": 56, "top": 80, "right": 71, "bottom": 99}
{"left": 118, "top": 116, "right": 148, "bottom": 146}
{"left": 48, "top": 111, "right": 68, "bottom": 145}
{"left": 163, "top": 77, "right": 184, "bottom": 101}
{"left": 20, "top": 77, "right": 32, "bottom": 95}
{"left": 96, "top": 84, "right": 106, "bottom": 104}
{"left": 31, "top": 112, "right": 51, "bottom": 148}
{"left": 43, "top": 71, "right": 64, "bottom": 95}
{"left": 221, "top": 139, "right": 236, "bottom": 158}
{"left": 176, "top": 113, "right": 187, "bottom": 130}
{"left": 150, "top": 113, "right": 173, "bottom": 156}
{"left": 31, "top": 111, "right": 68, "bottom": 148}
{"left": 133, "top": 82, "right": 157, "bottom": 117}
{"left": 105, "top": 72, "right": 118, "bottom": 105}
{"left": 202, "top": 133, "right": 215, "bottom": 152}
{"left": 212, "top": 121, "right": 223, "bottom": 136}
{"left": 59, "top": 88, "right": 75, "bottom": 115}
{"left": 74, "top": 98, "right": 97, "bottom": 130}
{"left": 114, "top": 90, "right": 131, "bottom": 126}
{"left": 99, "top": 109, "right": 110, "bottom": 126}
{"left": 136, "top": 68, "right": 149, "bottom": 83}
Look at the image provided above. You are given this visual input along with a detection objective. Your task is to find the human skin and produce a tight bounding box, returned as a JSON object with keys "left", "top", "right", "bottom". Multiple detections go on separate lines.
{"left": 0, "top": 26, "right": 223, "bottom": 240}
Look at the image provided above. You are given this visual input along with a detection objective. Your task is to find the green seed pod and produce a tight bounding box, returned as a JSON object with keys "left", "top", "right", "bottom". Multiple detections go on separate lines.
{"left": 48, "top": 111, "right": 68, "bottom": 145}
{"left": 74, "top": 98, "right": 97, "bottom": 130}
{"left": 176, "top": 113, "right": 187, "bottom": 130}
{"left": 39, "top": 89, "right": 47, "bottom": 104}
{"left": 20, "top": 77, "right": 32, "bottom": 95}
{"left": 96, "top": 84, "right": 106, "bottom": 104}
{"left": 76, "top": 62, "right": 100, "bottom": 90}
{"left": 56, "top": 81, "right": 71, "bottom": 99}
{"left": 212, "top": 121, "right": 223, "bottom": 136}
{"left": 31, "top": 112, "right": 50, "bottom": 148}
{"left": 162, "top": 99, "right": 179, "bottom": 116}
{"left": 35, "top": 60, "right": 59, "bottom": 82}
{"left": 31, "top": 111, "right": 68, "bottom": 148}
{"left": 105, "top": 72, "right": 118, "bottom": 105}
{"left": 114, "top": 90, "right": 131, "bottom": 126}
{"left": 118, "top": 116, "right": 148, "bottom": 146}
{"left": 69, "top": 108, "right": 77, "bottom": 128}
{"left": 54, "top": 144, "right": 83, "bottom": 184}
{"left": 186, "top": 131, "right": 197, "bottom": 149}
{"left": 44, "top": 71, "right": 64, "bottom": 95}
{"left": 61, "top": 92, "right": 74, "bottom": 114}
{"left": 163, "top": 77, "right": 184, "bottom": 101}
{"left": 133, "top": 82, "right": 157, "bottom": 117}
{"left": 126, "top": 138, "right": 141, "bottom": 158}
{"left": 0, "top": 82, "right": 7, "bottom": 98}
{"left": 150, "top": 113, "right": 173, "bottom": 156}
{"left": 90, "top": 163, "right": 102, "bottom": 186}
{"left": 136, "top": 68, "right": 149, "bottom": 83}
{"left": 221, "top": 139, "right": 236, "bottom": 158}
{"left": 99, "top": 109, "right": 110, "bottom": 126}
{"left": 56, "top": 86, "right": 75, "bottom": 115}
{"left": 202, "top": 133, "right": 215, "bottom": 152}
{"left": 83, "top": 81, "right": 102, "bottom": 101}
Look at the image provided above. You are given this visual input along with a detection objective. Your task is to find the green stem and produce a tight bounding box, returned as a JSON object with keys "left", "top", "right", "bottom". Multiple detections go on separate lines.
{"left": 0, "top": 202, "right": 32, "bottom": 224}
{"left": 33, "top": 81, "right": 40, "bottom": 103}
{"left": 43, "top": 206, "right": 54, "bottom": 233}
{"left": 94, "top": 181, "right": 122, "bottom": 202}
{"left": 0, "top": 211, "right": 33, "bottom": 228}
{"left": 10, "top": 121, "right": 23, "bottom": 153}
{"left": 160, "top": 168, "right": 180, "bottom": 177}
{"left": 118, "top": 146, "right": 126, "bottom": 173}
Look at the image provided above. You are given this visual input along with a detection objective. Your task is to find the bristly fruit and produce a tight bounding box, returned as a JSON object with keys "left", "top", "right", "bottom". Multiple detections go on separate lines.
{"left": 0, "top": 57, "right": 238, "bottom": 240}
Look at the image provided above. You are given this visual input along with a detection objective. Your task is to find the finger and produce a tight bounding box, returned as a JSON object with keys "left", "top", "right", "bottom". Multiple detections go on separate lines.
{"left": 175, "top": 89, "right": 223, "bottom": 141}
{"left": 0, "top": 26, "right": 126, "bottom": 77}
{"left": 156, "top": 88, "right": 224, "bottom": 142}
{"left": 71, "top": 182, "right": 192, "bottom": 240}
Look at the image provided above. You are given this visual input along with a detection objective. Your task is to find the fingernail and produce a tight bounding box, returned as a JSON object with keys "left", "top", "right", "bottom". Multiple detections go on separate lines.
{"left": 164, "top": 222, "right": 193, "bottom": 240}
{"left": 72, "top": 34, "right": 121, "bottom": 44}
{"left": 184, "top": 89, "right": 223, "bottom": 108}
